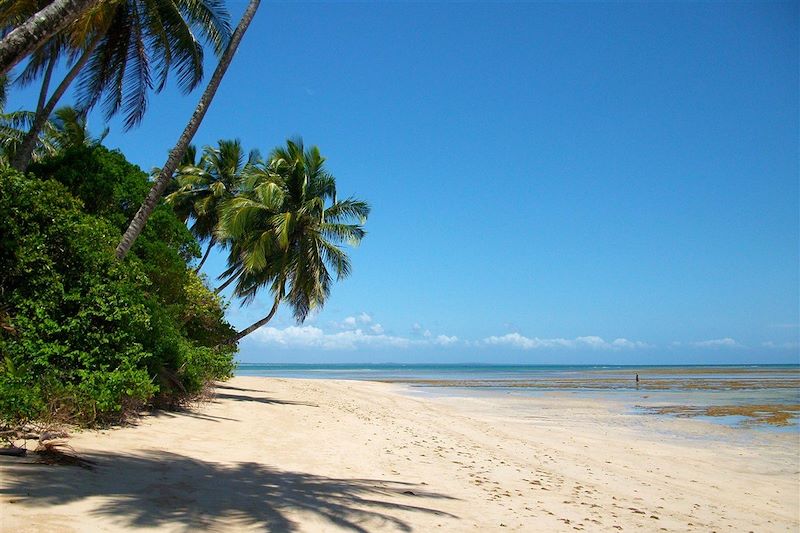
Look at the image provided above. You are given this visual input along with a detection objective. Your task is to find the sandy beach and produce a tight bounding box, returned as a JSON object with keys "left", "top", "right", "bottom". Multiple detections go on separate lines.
{"left": 1, "top": 376, "right": 798, "bottom": 532}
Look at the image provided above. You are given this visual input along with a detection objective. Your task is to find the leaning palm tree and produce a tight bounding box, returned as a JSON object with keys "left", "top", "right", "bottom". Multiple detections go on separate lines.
{"left": 166, "top": 139, "right": 259, "bottom": 272}
{"left": 8, "top": 0, "right": 232, "bottom": 171}
{"left": 115, "top": 0, "right": 261, "bottom": 260}
{"left": 216, "top": 139, "right": 370, "bottom": 344}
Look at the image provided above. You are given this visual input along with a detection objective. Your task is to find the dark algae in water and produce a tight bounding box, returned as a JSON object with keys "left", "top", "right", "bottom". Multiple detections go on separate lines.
{"left": 642, "top": 404, "right": 800, "bottom": 427}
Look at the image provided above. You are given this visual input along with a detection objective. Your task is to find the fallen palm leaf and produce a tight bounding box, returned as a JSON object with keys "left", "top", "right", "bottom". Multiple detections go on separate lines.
{"left": 34, "top": 441, "right": 95, "bottom": 469}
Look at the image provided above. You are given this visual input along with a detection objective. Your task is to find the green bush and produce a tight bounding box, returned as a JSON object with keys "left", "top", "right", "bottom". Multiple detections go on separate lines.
{"left": 0, "top": 152, "right": 236, "bottom": 426}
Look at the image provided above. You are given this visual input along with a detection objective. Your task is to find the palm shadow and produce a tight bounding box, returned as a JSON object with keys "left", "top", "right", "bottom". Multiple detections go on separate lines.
{"left": 214, "top": 383, "right": 269, "bottom": 394}
{"left": 1, "top": 450, "right": 457, "bottom": 531}
{"left": 212, "top": 391, "right": 318, "bottom": 407}
{"left": 148, "top": 409, "right": 241, "bottom": 423}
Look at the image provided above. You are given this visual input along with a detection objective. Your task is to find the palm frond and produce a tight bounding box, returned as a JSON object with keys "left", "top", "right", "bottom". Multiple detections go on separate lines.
{"left": 321, "top": 222, "right": 366, "bottom": 246}
{"left": 176, "top": 0, "right": 231, "bottom": 55}
{"left": 325, "top": 198, "right": 371, "bottom": 223}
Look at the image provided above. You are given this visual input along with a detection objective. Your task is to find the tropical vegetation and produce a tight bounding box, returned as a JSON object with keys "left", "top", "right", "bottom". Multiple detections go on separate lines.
{"left": 166, "top": 138, "right": 258, "bottom": 273}
{"left": 0, "top": 0, "right": 369, "bottom": 430}
{"left": 5, "top": 0, "right": 233, "bottom": 172}
{"left": 0, "top": 141, "right": 237, "bottom": 426}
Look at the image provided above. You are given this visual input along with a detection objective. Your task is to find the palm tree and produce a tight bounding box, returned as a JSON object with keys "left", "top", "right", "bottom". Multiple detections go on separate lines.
{"left": 216, "top": 139, "right": 370, "bottom": 344}
{"left": 115, "top": 0, "right": 261, "bottom": 260}
{"left": 8, "top": 0, "right": 233, "bottom": 171}
{"left": 166, "top": 139, "right": 259, "bottom": 272}
{"left": 0, "top": 0, "right": 98, "bottom": 76}
{"left": 47, "top": 105, "right": 106, "bottom": 149}
{"left": 74, "top": 0, "right": 231, "bottom": 129}
{"left": 163, "top": 143, "right": 198, "bottom": 217}
{"left": 0, "top": 104, "right": 103, "bottom": 164}
{"left": 0, "top": 107, "right": 46, "bottom": 162}
{"left": 0, "top": 75, "right": 57, "bottom": 162}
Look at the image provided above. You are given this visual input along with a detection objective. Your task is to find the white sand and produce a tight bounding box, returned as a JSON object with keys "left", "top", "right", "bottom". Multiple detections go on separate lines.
{"left": 1, "top": 376, "right": 798, "bottom": 532}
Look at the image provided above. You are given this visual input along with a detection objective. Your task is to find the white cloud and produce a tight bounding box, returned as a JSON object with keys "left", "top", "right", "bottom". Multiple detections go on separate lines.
{"left": 762, "top": 341, "right": 800, "bottom": 350}
{"left": 252, "top": 321, "right": 645, "bottom": 353}
{"left": 610, "top": 338, "right": 648, "bottom": 349}
{"left": 689, "top": 338, "right": 742, "bottom": 348}
{"left": 252, "top": 326, "right": 412, "bottom": 351}
{"left": 337, "top": 312, "right": 374, "bottom": 330}
{"left": 435, "top": 334, "right": 459, "bottom": 346}
{"left": 251, "top": 320, "right": 461, "bottom": 351}
{"left": 483, "top": 333, "right": 647, "bottom": 350}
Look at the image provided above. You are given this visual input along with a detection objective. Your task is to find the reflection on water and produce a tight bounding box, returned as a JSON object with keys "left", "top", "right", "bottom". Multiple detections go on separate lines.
{"left": 236, "top": 364, "right": 800, "bottom": 430}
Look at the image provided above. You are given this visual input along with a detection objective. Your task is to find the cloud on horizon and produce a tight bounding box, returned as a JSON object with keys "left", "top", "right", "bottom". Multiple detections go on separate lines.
{"left": 762, "top": 340, "right": 800, "bottom": 350}
{"left": 251, "top": 323, "right": 460, "bottom": 351}
{"left": 483, "top": 333, "right": 649, "bottom": 350}
{"left": 687, "top": 338, "right": 743, "bottom": 348}
{"left": 247, "top": 313, "right": 758, "bottom": 354}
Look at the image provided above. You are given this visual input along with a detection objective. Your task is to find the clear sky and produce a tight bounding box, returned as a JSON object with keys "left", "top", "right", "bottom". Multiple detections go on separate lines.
{"left": 8, "top": 1, "right": 799, "bottom": 364}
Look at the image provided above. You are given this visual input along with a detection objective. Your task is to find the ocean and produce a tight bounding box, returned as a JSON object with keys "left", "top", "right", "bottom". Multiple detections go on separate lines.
{"left": 235, "top": 363, "right": 800, "bottom": 431}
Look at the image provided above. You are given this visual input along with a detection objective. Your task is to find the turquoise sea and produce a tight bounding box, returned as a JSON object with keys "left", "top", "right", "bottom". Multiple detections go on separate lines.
{"left": 236, "top": 363, "right": 800, "bottom": 431}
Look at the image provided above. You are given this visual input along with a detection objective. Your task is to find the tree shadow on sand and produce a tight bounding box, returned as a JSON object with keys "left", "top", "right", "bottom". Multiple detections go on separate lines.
{"left": 214, "top": 383, "right": 271, "bottom": 394}
{"left": 211, "top": 391, "right": 318, "bottom": 407}
{"left": 1, "top": 450, "right": 457, "bottom": 531}
{"left": 148, "top": 409, "right": 242, "bottom": 423}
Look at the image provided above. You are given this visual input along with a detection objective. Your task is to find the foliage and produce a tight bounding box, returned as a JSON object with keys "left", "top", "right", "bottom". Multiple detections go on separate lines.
{"left": 165, "top": 139, "right": 259, "bottom": 271}
{"left": 1, "top": 104, "right": 110, "bottom": 167}
{"left": 1, "top": 0, "right": 233, "bottom": 130}
{"left": 168, "top": 139, "right": 258, "bottom": 238}
{"left": 112, "top": 0, "right": 262, "bottom": 261}
{"left": 74, "top": 0, "right": 233, "bottom": 130}
{"left": 0, "top": 76, "right": 57, "bottom": 163}
{"left": 0, "top": 149, "right": 236, "bottom": 426}
{"left": 217, "top": 138, "right": 369, "bottom": 342}
{"left": 48, "top": 106, "right": 108, "bottom": 151}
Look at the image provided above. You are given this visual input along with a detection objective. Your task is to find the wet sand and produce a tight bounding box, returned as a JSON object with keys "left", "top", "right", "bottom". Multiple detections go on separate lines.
{"left": 1, "top": 376, "right": 798, "bottom": 532}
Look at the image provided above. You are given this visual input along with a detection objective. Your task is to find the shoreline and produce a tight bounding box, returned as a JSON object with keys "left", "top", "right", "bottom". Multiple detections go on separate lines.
{"left": 2, "top": 376, "right": 798, "bottom": 531}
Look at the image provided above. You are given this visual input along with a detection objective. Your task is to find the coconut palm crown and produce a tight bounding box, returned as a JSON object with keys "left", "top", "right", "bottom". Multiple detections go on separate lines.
{"left": 216, "top": 138, "right": 369, "bottom": 343}
{"left": 166, "top": 138, "right": 258, "bottom": 272}
{"left": 3, "top": 0, "right": 233, "bottom": 171}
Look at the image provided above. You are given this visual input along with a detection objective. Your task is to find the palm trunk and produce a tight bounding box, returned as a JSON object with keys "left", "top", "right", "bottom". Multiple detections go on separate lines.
{"left": 0, "top": 0, "right": 98, "bottom": 76}
{"left": 35, "top": 53, "right": 56, "bottom": 116}
{"left": 194, "top": 237, "right": 215, "bottom": 272}
{"left": 11, "top": 34, "right": 101, "bottom": 171}
{"left": 214, "top": 274, "right": 237, "bottom": 294}
{"left": 227, "top": 296, "right": 280, "bottom": 344}
{"left": 115, "top": 0, "right": 261, "bottom": 260}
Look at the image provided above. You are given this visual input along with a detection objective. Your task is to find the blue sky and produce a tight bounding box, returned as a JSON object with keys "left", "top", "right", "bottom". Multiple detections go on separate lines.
{"left": 8, "top": 1, "right": 799, "bottom": 363}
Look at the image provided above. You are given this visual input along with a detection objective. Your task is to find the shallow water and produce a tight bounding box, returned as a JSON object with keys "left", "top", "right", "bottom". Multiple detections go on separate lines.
{"left": 235, "top": 363, "right": 800, "bottom": 430}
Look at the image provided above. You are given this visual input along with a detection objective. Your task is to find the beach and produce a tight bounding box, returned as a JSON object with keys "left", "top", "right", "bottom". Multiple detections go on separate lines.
{"left": 1, "top": 376, "right": 798, "bottom": 532}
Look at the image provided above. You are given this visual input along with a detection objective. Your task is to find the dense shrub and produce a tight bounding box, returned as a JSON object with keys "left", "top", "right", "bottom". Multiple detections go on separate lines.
{"left": 0, "top": 150, "right": 236, "bottom": 426}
